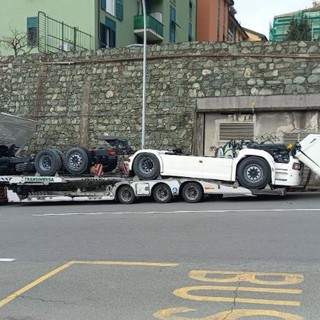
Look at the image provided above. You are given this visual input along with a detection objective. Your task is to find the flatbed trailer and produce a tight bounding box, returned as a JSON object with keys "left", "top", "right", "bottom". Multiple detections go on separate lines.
{"left": 0, "top": 174, "right": 288, "bottom": 204}
{"left": 1, "top": 134, "right": 320, "bottom": 205}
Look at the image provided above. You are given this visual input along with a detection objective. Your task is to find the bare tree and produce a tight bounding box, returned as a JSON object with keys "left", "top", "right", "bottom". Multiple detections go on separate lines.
{"left": 0, "top": 27, "right": 37, "bottom": 56}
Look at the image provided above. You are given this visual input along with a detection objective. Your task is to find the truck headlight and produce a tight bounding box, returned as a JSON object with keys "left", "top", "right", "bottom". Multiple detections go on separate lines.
{"left": 292, "top": 162, "right": 302, "bottom": 170}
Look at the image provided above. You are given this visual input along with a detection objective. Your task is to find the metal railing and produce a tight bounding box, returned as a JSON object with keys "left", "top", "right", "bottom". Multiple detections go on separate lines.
{"left": 134, "top": 15, "right": 164, "bottom": 37}
{"left": 38, "top": 11, "right": 93, "bottom": 53}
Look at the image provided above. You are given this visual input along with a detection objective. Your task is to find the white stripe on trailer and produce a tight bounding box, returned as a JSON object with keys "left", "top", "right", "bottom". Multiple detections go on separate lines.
{"left": 0, "top": 259, "right": 15, "bottom": 262}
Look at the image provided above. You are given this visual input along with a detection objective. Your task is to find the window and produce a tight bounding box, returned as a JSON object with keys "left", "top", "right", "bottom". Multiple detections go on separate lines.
{"left": 169, "top": 6, "right": 176, "bottom": 42}
{"left": 106, "top": 18, "right": 116, "bottom": 47}
{"left": 27, "top": 17, "right": 38, "bottom": 46}
{"left": 101, "top": 0, "right": 116, "bottom": 16}
{"left": 100, "top": 20, "right": 116, "bottom": 48}
{"left": 106, "top": 0, "right": 115, "bottom": 16}
{"left": 100, "top": 23, "right": 107, "bottom": 48}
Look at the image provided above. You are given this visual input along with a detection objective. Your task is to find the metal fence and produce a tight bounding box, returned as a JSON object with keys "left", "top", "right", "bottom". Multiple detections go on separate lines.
{"left": 38, "top": 11, "right": 93, "bottom": 53}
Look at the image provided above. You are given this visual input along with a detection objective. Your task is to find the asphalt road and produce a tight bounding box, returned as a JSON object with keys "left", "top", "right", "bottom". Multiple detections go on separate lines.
{"left": 0, "top": 192, "right": 320, "bottom": 319}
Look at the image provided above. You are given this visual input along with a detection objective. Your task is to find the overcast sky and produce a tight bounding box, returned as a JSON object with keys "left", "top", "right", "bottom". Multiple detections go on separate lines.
{"left": 235, "top": 0, "right": 314, "bottom": 38}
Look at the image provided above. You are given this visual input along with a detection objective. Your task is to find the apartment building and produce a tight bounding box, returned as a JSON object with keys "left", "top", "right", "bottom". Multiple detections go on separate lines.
{"left": 0, "top": 0, "right": 197, "bottom": 56}
{"left": 197, "top": 0, "right": 248, "bottom": 42}
{"left": 270, "top": 1, "right": 320, "bottom": 41}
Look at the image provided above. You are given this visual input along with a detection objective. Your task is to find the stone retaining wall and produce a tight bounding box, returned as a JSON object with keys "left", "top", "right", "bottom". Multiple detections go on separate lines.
{"left": 1, "top": 41, "right": 320, "bottom": 153}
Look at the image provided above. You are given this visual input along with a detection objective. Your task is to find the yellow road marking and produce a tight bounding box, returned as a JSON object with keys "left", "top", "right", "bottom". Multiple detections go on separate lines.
{"left": 0, "top": 261, "right": 73, "bottom": 308}
{"left": 174, "top": 286, "right": 301, "bottom": 306}
{"left": 153, "top": 307, "right": 304, "bottom": 320}
{"left": 72, "top": 260, "right": 179, "bottom": 267}
{"left": 175, "top": 285, "right": 302, "bottom": 295}
{"left": 189, "top": 270, "right": 304, "bottom": 285}
{"left": 0, "top": 260, "right": 178, "bottom": 309}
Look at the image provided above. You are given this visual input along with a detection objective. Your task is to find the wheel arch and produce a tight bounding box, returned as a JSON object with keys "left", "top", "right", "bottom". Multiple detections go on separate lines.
{"left": 129, "top": 150, "right": 164, "bottom": 174}
{"left": 233, "top": 152, "right": 276, "bottom": 185}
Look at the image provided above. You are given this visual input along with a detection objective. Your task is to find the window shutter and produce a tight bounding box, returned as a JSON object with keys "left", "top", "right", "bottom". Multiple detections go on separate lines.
{"left": 169, "top": 6, "right": 176, "bottom": 42}
{"left": 106, "top": 17, "right": 116, "bottom": 30}
{"left": 116, "top": 0, "right": 123, "bottom": 20}
{"left": 101, "top": 0, "right": 106, "bottom": 11}
{"left": 27, "top": 17, "right": 38, "bottom": 28}
{"left": 219, "top": 123, "right": 254, "bottom": 141}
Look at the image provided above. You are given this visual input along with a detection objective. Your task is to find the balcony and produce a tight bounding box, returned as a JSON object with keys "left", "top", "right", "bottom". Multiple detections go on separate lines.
{"left": 134, "top": 15, "right": 164, "bottom": 42}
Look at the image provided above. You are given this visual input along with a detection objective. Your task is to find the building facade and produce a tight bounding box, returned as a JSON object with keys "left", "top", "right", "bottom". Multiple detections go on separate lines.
{"left": 244, "top": 28, "right": 268, "bottom": 41}
{"left": 270, "top": 1, "right": 320, "bottom": 41}
{"left": 0, "top": 0, "right": 197, "bottom": 56}
{"left": 197, "top": 0, "right": 248, "bottom": 42}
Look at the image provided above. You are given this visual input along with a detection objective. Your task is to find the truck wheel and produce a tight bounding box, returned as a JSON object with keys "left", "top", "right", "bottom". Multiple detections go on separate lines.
{"left": 153, "top": 183, "right": 172, "bottom": 203}
{"left": 237, "top": 156, "right": 270, "bottom": 189}
{"left": 64, "top": 147, "right": 90, "bottom": 175}
{"left": 34, "top": 149, "right": 62, "bottom": 176}
{"left": 54, "top": 149, "right": 64, "bottom": 170}
{"left": 117, "top": 185, "right": 136, "bottom": 204}
{"left": 181, "top": 182, "right": 203, "bottom": 203}
{"left": 133, "top": 152, "right": 160, "bottom": 180}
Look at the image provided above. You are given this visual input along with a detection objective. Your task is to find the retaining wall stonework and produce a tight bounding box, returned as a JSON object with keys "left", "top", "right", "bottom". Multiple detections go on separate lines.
{"left": 1, "top": 41, "right": 320, "bottom": 153}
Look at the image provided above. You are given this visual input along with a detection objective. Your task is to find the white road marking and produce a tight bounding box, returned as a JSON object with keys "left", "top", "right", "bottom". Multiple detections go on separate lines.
{"left": 0, "top": 259, "right": 15, "bottom": 262}
{"left": 33, "top": 208, "right": 320, "bottom": 217}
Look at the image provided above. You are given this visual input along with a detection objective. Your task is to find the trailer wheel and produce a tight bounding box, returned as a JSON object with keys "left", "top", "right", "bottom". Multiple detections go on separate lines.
{"left": 237, "top": 156, "right": 270, "bottom": 189}
{"left": 117, "top": 185, "right": 136, "bottom": 204}
{"left": 153, "top": 183, "right": 172, "bottom": 203}
{"left": 133, "top": 152, "right": 160, "bottom": 180}
{"left": 34, "top": 149, "right": 62, "bottom": 176}
{"left": 181, "top": 182, "right": 203, "bottom": 203}
{"left": 54, "top": 149, "right": 64, "bottom": 170}
{"left": 64, "top": 147, "right": 91, "bottom": 175}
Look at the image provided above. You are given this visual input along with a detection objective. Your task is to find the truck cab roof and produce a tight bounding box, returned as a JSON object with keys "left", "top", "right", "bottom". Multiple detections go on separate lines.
{"left": 0, "top": 112, "right": 37, "bottom": 150}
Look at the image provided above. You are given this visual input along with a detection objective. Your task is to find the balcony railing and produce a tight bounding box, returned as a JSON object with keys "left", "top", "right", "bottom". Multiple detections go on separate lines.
{"left": 134, "top": 15, "right": 164, "bottom": 41}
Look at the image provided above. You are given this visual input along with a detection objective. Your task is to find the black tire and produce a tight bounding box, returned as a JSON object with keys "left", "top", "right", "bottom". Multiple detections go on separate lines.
{"left": 153, "top": 183, "right": 172, "bottom": 203}
{"left": 34, "top": 149, "right": 62, "bottom": 176}
{"left": 64, "top": 147, "right": 90, "bottom": 175}
{"left": 132, "top": 152, "right": 160, "bottom": 180}
{"left": 181, "top": 182, "right": 203, "bottom": 203}
{"left": 117, "top": 185, "right": 136, "bottom": 204}
{"left": 237, "top": 156, "right": 271, "bottom": 189}
{"left": 54, "top": 149, "right": 64, "bottom": 170}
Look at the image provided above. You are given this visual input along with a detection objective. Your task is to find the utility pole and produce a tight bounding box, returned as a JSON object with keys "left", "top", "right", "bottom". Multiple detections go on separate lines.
{"left": 141, "top": 0, "right": 147, "bottom": 149}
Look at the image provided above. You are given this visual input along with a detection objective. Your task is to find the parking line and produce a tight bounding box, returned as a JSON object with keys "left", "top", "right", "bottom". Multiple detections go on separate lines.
{"left": 0, "top": 260, "right": 178, "bottom": 309}
{"left": 72, "top": 260, "right": 179, "bottom": 267}
{"left": 0, "top": 261, "right": 73, "bottom": 308}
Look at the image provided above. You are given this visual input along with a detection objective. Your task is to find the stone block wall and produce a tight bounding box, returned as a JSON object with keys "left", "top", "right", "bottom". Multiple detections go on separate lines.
{"left": 1, "top": 41, "right": 320, "bottom": 154}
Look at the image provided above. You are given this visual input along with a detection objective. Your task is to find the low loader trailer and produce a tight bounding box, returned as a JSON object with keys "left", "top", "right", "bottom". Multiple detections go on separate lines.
{"left": 1, "top": 134, "right": 320, "bottom": 205}
{"left": 1, "top": 174, "right": 289, "bottom": 205}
